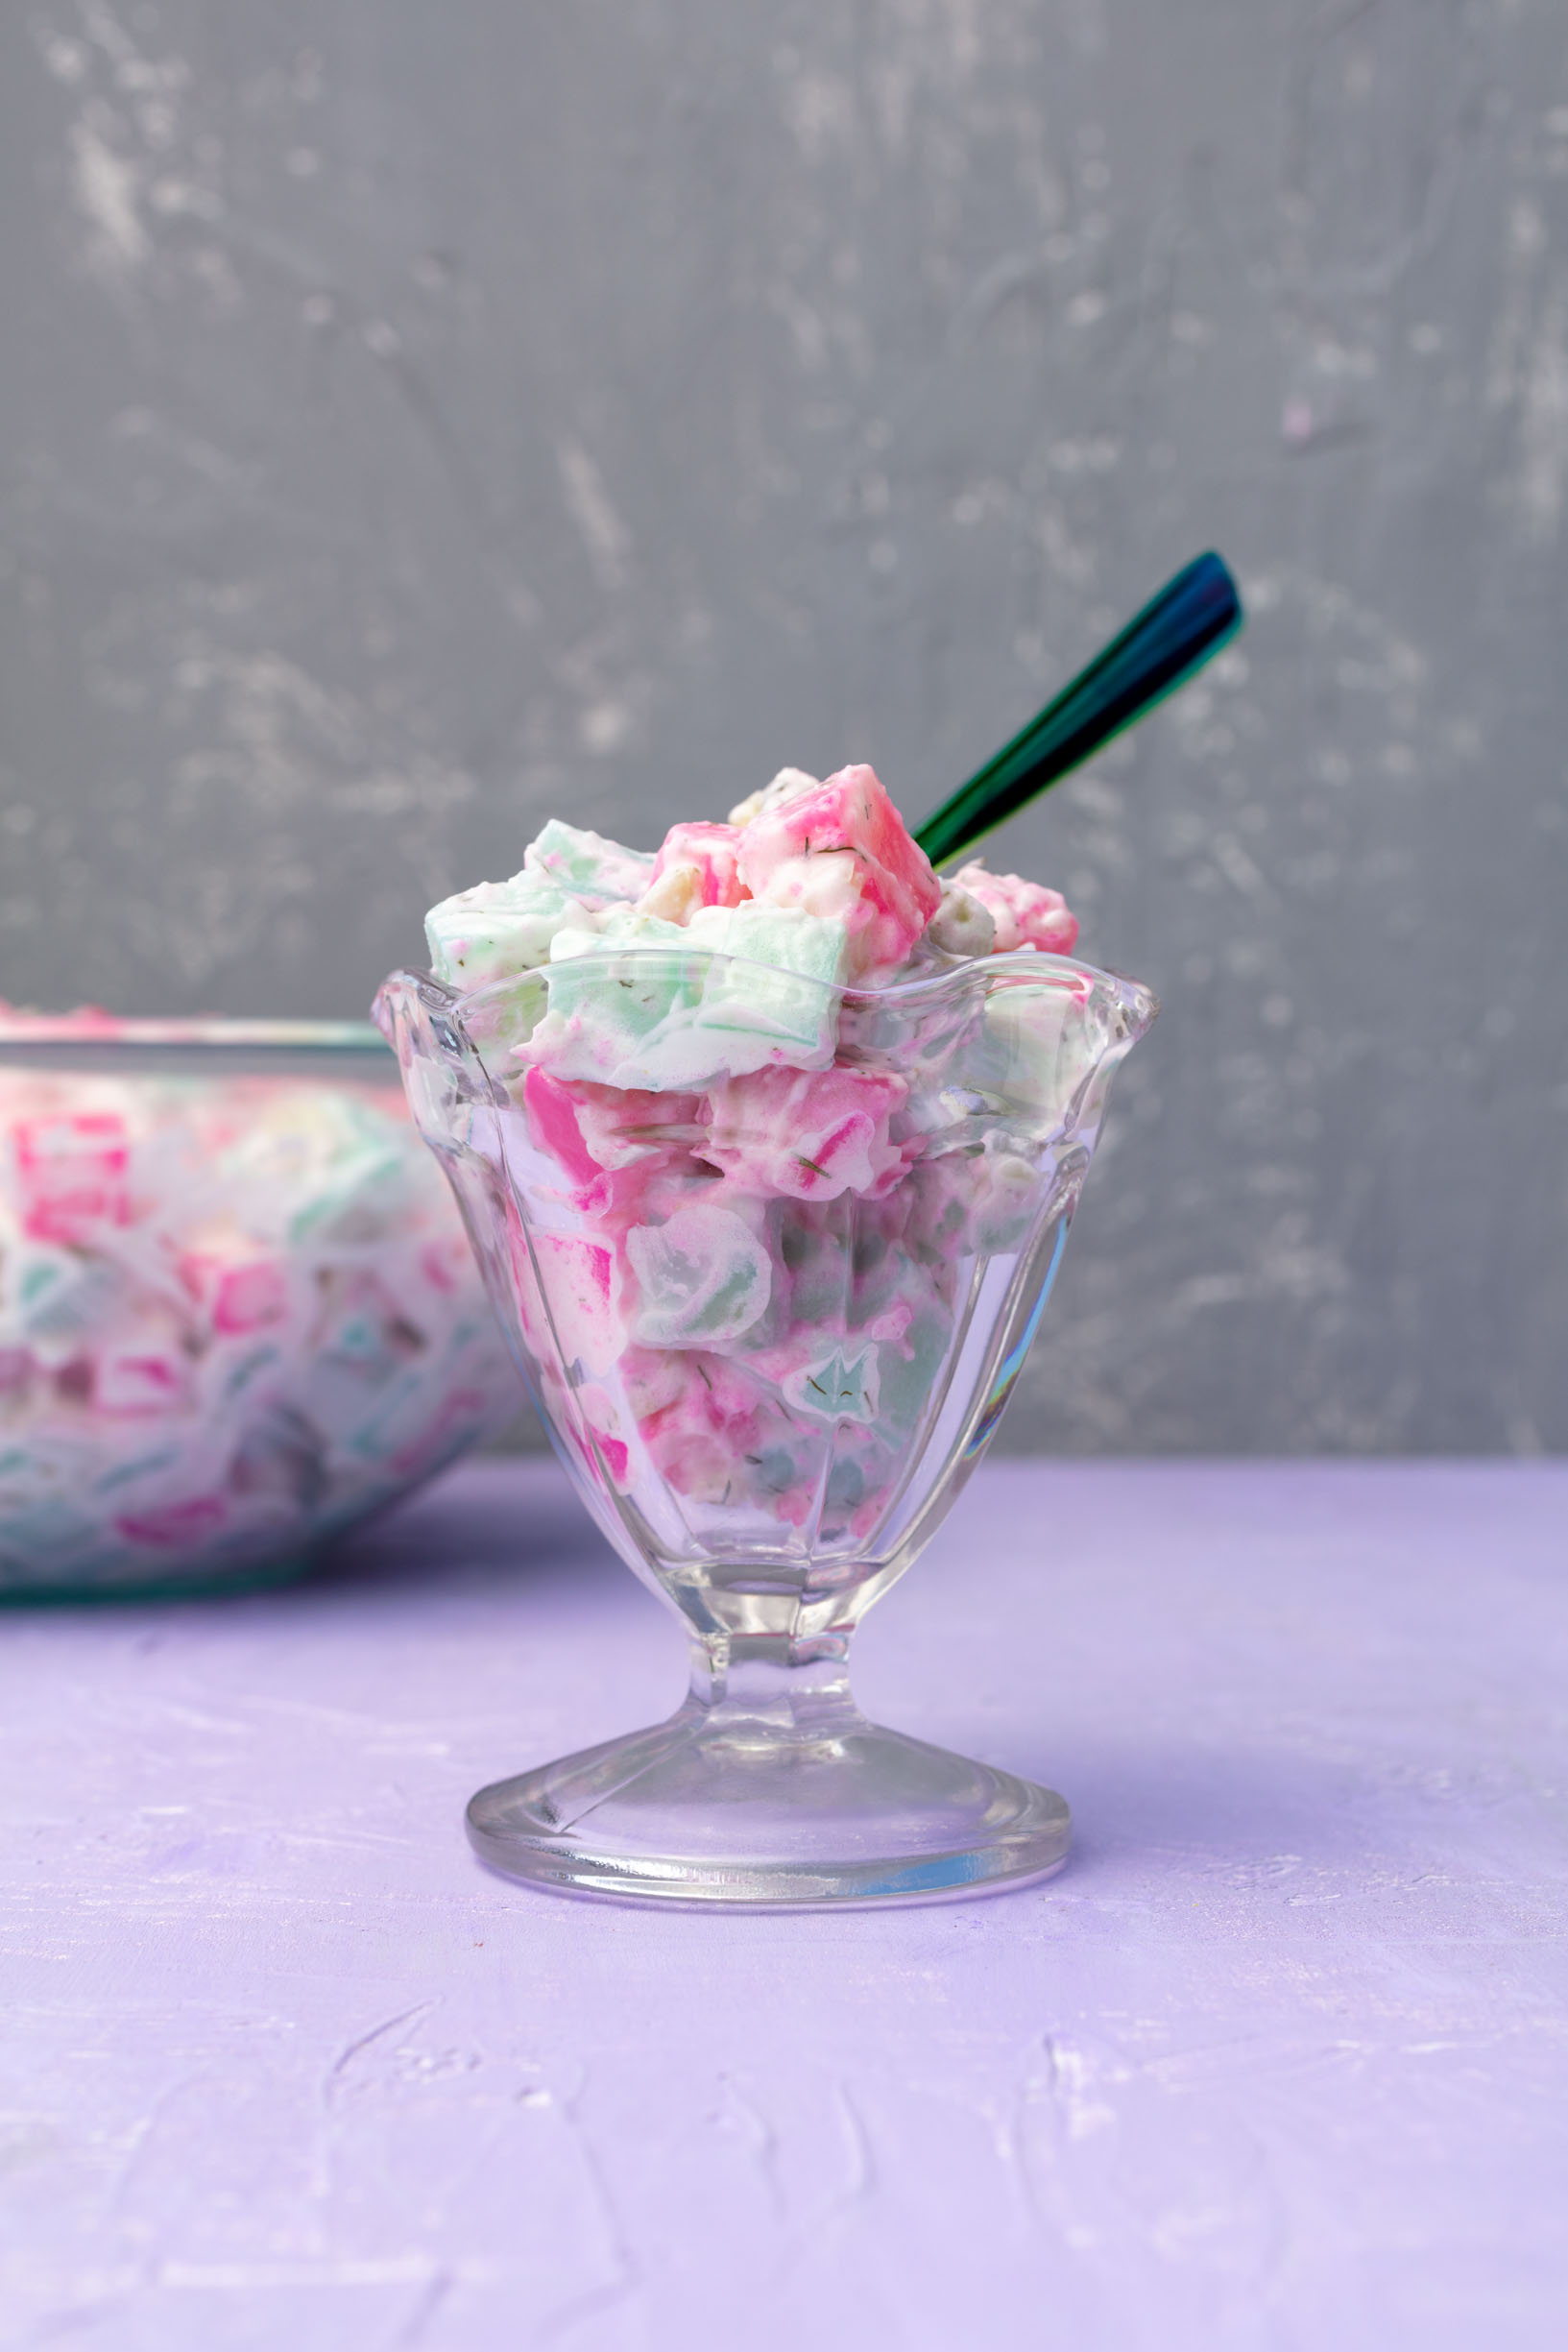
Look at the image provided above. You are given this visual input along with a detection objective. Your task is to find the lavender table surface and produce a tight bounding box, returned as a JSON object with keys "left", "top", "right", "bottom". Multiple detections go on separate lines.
{"left": 2, "top": 1459, "right": 1564, "bottom": 2352}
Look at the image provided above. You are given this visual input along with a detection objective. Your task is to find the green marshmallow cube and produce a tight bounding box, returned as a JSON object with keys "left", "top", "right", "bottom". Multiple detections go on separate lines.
{"left": 686, "top": 903, "right": 848, "bottom": 1070}
{"left": 522, "top": 819, "right": 654, "bottom": 903}
{"left": 962, "top": 972, "right": 1109, "bottom": 1132}
{"left": 424, "top": 874, "right": 583, "bottom": 991}
{"left": 533, "top": 910, "right": 706, "bottom": 1087}
{"left": 625, "top": 1203, "right": 772, "bottom": 1349}
{"left": 531, "top": 904, "right": 849, "bottom": 1091}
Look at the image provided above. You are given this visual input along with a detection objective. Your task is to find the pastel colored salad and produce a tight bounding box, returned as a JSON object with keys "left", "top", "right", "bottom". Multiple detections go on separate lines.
{"left": 0, "top": 1016, "right": 512, "bottom": 1591}
{"left": 414, "top": 764, "right": 1096, "bottom": 1538}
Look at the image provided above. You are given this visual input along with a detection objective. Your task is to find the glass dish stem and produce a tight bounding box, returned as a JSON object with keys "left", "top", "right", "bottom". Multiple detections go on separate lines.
{"left": 466, "top": 1591, "right": 1072, "bottom": 1909}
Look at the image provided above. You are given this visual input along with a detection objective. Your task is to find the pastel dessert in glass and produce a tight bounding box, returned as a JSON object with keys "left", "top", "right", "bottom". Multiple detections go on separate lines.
{"left": 0, "top": 1013, "right": 517, "bottom": 1597}
{"left": 377, "top": 763, "right": 1155, "bottom": 1904}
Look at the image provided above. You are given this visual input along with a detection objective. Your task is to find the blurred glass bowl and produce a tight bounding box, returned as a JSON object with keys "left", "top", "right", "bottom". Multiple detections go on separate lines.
{"left": 0, "top": 1010, "right": 518, "bottom": 1600}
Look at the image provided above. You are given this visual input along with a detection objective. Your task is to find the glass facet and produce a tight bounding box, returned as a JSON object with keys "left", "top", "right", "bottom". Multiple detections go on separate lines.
{"left": 376, "top": 946, "right": 1155, "bottom": 1906}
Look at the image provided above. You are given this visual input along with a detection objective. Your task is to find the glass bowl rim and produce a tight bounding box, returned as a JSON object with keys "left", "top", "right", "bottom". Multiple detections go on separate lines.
{"left": 394, "top": 943, "right": 1158, "bottom": 1027}
{"left": 0, "top": 1011, "right": 391, "bottom": 1060}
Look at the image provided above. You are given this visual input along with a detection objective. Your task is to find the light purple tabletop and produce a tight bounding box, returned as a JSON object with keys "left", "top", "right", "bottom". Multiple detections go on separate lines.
{"left": 2, "top": 1459, "right": 1564, "bottom": 2351}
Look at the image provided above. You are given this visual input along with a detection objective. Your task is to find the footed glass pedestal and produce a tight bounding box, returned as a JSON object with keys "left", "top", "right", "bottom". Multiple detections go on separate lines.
{"left": 468, "top": 1635, "right": 1070, "bottom": 1907}
{"left": 376, "top": 943, "right": 1153, "bottom": 1908}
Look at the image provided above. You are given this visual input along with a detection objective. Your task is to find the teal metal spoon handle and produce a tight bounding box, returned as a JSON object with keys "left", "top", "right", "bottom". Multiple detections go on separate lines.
{"left": 914, "top": 549, "right": 1243, "bottom": 868}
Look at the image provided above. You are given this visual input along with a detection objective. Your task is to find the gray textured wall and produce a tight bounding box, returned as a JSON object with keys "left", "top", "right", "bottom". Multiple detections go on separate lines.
{"left": 4, "top": 2, "right": 1567, "bottom": 1453}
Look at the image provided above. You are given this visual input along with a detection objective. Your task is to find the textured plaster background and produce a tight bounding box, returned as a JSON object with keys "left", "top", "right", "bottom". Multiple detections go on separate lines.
{"left": 3, "top": 2, "right": 1567, "bottom": 1451}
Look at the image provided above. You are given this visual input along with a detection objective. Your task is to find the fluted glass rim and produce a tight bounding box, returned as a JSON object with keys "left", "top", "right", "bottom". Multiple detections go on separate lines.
{"left": 382, "top": 944, "right": 1159, "bottom": 1032}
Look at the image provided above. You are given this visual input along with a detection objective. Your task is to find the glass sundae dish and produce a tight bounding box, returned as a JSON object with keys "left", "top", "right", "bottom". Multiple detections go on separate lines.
{"left": 376, "top": 764, "right": 1155, "bottom": 1904}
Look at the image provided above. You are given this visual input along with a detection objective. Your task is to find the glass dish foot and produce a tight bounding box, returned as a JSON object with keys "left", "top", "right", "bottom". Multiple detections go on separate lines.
{"left": 467, "top": 1675, "right": 1069, "bottom": 1908}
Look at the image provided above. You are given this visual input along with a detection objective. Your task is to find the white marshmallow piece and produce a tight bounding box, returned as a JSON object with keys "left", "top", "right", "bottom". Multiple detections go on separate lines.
{"left": 726, "top": 767, "right": 819, "bottom": 828}
{"left": 926, "top": 878, "right": 997, "bottom": 958}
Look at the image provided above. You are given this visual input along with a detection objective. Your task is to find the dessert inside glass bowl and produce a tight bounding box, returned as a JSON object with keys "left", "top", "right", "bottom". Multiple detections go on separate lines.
{"left": 378, "top": 762, "right": 1155, "bottom": 1904}
{"left": 0, "top": 1010, "right": 516, "bottom": 1599}
{"left": 407, "top": 764, "right": 1095, "bottom": 1540}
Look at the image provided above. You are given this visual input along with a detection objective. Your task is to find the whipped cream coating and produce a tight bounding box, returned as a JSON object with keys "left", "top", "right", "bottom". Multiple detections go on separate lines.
{"left": 0, "top": 1044, "right": 514, "bottom": 1590}
{"left": 422, "top": 764, "right": 1091, "bottom": 1538}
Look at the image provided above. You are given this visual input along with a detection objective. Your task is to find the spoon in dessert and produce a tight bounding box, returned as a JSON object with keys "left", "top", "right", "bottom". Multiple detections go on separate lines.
{"left": 914, "top": 548, "right": 1242, "bottom": 868}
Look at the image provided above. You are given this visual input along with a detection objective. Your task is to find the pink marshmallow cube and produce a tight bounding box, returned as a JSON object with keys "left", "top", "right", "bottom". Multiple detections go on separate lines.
{"left": 523, "top": 1067, "right": 701, "bottom": 1182}
{"left": 13, "top": 1113, "right": 131, "bottom": 1243}
{"left": 180, "top": 1250, "right": 291, "bottom": 1335}
{"left": 736, "top": 764, "right": 941, "bottom": 982}
{"left": 952, "top": 861, "right": 1079, "bottom": 956}
{"left": 701, "top": 1063, "right": 912, "bottom": 1200}
{"left": 639, "top": 821, "right": 749, "bottom": 923}
{"left": 636, "top": 1350, "right": 783, "bottom": 1508}
{"left": 527, "top": 1229, "right": 623, "bottom": 1378}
